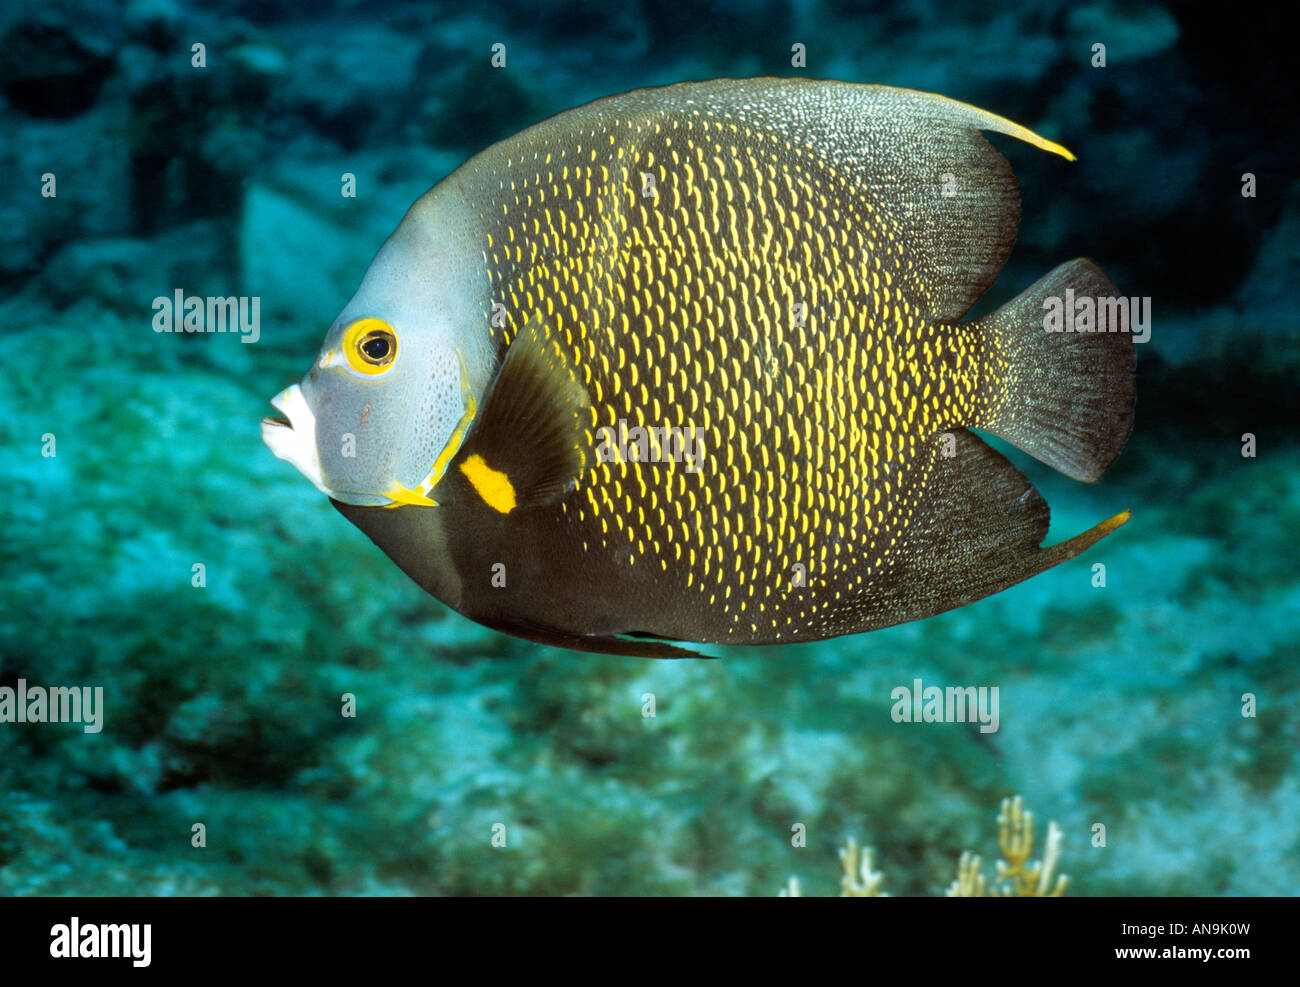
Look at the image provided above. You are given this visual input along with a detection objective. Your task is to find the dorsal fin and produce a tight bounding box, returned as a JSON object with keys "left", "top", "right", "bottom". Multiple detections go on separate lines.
{"left": 455, "top": 313, "right": 590, "bottom": 512}
{"left": 705, "top": 80, "right": 1059, "bottom": 323}
{"left": 588, "top": 79, "right": 1074, "bottom": 323}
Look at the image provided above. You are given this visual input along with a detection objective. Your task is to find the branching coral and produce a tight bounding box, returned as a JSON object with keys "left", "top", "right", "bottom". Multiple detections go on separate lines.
{"left": 781, "top": 795, "right": 1068, "bottom": 897}
{"left": 956, "top": 795, "right": 1067, "bottom": 898}
{"left": 838, "top": 837, "right": 888, "bottom": 896}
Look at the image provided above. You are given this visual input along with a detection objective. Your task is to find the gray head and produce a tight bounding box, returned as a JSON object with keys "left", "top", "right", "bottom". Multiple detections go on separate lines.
{"left": 262, "top": 187, "right": 493, "bottom": 507}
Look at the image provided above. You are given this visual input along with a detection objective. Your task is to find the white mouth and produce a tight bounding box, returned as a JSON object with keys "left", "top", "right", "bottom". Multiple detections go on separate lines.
{"left": 262, "top": 384, "right": 397, "bottom": 507}
{"left": 262, "top": 384, "right": 333, "bottom": 497}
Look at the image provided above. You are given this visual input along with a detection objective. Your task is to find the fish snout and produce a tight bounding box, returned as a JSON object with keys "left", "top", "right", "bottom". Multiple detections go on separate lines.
{"left": 262, "top": 384, "right": 331, "bottom": 496}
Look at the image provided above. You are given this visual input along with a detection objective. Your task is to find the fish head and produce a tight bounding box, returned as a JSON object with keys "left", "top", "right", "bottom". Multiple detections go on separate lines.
{"left": 262, "top": 206, "right": 489, "bottom": 508}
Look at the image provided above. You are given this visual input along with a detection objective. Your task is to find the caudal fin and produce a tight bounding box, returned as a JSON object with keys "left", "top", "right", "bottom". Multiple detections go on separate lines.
{"left": 972, "top": 258, "right": 1135, "bottom": 481}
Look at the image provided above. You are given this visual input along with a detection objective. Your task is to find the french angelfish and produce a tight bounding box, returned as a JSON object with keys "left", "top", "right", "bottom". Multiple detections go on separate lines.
{"left": 263, "top": 79, "right": 1135, "bottom": 659}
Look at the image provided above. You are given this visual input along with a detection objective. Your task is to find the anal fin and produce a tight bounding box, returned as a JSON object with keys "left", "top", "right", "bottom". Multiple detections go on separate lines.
{"left": 847, "top": 429, "right": 1130, "bottom": 630}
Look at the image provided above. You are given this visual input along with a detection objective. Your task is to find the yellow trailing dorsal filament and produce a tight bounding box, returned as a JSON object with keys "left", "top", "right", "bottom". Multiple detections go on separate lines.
{"left": 897, "top": 86, "right": 1076, "bottom": 161}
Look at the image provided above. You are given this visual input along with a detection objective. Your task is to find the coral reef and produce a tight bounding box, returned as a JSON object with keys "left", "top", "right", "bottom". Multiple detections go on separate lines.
{"left": 782, "top": 797, "right": 1068, "bottom": 897}
{"left": 946, "top": 797, "right": 1068, "bottom": 897}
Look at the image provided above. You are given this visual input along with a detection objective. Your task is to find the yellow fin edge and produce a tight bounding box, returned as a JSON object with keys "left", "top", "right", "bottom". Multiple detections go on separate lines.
{"left": 898, "top": 86, "right": 1077, "bottom": 162}
{"left": 382, "top": 353, "right": 478, "bottom": 509}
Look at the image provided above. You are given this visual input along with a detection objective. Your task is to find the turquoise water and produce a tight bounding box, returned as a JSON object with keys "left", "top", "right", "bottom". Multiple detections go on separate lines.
{"left": 1, "top": 1, "right": 1296, "bottom": 895}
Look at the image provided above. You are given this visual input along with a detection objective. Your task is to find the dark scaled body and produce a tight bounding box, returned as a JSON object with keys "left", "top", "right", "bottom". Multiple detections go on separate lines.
{"left": 325, "top": 79, "right": 1134, "bottom": 657}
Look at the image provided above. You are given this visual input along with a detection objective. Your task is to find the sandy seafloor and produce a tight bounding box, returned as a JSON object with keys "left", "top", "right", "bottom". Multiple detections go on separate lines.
{"left": 1, "top": 0, "right": 1297, "bottom": 895}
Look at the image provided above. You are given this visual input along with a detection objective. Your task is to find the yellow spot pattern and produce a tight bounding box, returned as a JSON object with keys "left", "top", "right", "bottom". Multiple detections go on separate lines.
{"left": 477, "top": 113, "right": 984, "bottom": 641}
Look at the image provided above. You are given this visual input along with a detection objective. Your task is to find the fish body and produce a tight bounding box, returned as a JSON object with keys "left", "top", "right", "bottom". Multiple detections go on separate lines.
{"left": 264, "top": 79, "right": 1134, "bottom": 658}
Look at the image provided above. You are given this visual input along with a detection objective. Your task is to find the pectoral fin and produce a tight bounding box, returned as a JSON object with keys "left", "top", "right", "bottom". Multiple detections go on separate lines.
{"left": 455, "top": 312, "right": 591, "bottom": 512}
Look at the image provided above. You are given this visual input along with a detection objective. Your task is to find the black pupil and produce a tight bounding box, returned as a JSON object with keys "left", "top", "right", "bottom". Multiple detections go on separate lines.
{"left": 361, "top": 334, "right": 391, "bottom": 361}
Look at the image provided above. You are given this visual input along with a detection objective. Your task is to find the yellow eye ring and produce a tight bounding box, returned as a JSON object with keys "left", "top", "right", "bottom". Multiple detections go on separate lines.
{"left": 342, "top": 318, "right": 398, "bottom": 375}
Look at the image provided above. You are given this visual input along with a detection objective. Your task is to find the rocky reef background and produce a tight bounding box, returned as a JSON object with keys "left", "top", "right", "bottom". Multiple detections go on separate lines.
{"left": 1, "top": 0, "right": 1296, "bottom": 895}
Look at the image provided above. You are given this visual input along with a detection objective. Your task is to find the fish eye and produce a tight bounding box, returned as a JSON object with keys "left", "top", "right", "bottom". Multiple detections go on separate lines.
{"left": 342, "top": 318, "right": 398, "bottom": 376}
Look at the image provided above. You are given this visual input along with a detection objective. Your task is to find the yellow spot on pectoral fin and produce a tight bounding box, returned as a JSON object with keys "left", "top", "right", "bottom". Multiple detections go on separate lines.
{"left": 461, "top": 454, "right": 517, "bottom": 513}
